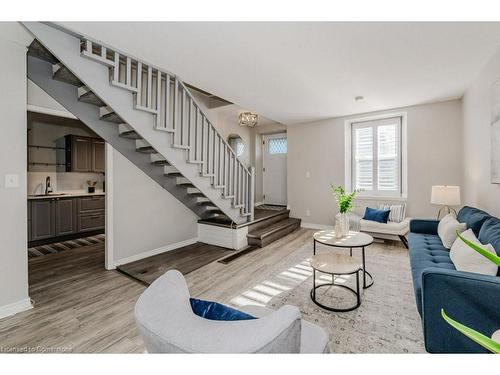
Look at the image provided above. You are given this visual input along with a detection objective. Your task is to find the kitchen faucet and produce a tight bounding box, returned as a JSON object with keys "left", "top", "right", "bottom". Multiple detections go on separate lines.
{"left": 45, "top": 176, "right": 53, "bottom": 195}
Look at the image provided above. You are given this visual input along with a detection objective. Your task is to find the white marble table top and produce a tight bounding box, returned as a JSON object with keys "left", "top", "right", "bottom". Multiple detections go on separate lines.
{"left": 310, "top": 253, "right": 362, "bottom": 275}
{"left": 313, "top": 230, "right": 374, "bottom": 248}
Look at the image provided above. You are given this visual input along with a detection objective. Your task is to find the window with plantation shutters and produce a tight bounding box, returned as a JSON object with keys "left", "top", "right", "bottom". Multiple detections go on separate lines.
{"left": 351, "top": 116, "right": 402, "bottom": 196}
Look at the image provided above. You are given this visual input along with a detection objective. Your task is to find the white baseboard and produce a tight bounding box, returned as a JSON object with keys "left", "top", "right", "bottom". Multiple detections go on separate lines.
{"left": 301, "top": 222, "right": 333, "bottom": 230}
{"left": 0, "top": 298, "right": 32, "bottom": 320}
{"left": 114, "top": 237, "right": 198, "bottom": 267}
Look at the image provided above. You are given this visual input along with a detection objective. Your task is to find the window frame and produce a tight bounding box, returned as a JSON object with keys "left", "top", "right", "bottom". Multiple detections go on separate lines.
{"left": 344, "top": 112, "right": 408, "bottom": 200}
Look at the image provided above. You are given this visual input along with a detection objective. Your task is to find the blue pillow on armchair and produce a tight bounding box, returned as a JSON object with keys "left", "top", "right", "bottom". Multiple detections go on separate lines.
{"left": 363, "top": 207, "right": 391, "bottom": 224}
{"left": 190, "top": 298, "right": 256, "bottom": 321}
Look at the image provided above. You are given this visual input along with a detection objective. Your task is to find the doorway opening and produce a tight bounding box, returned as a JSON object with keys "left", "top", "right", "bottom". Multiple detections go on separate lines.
{"left": 27, "top": 109, "right": 107, "bottom": 282}
{"left": 262, "top": 132, "right": 287, "bottom": 207}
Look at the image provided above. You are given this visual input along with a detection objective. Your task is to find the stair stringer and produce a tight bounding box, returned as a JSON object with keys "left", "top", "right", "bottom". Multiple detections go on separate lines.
{"left": 28, "top": 56, "right": 211, "bottom": 218}
{"left": 22, "top": 21, "right": 244, "bottom": 224}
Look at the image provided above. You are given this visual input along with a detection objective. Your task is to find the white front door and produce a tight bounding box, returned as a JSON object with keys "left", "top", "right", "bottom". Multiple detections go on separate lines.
{"left": 262, "top": 133, "right": 287, "bottom": 206}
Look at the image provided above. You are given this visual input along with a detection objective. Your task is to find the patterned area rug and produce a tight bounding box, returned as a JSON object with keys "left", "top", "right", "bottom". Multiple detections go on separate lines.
{"left": 28, "top": 234, "right": 105, "bottom": 258}
{"left": 251, "top": 240, "right": 424, "bottom": 353}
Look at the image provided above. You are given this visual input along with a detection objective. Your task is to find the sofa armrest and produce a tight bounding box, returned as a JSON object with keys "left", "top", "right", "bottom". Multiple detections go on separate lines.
{"left": 421, "top": 268, "right": 500, "bottom": 353}
{"left": 410, "top": 219, "right": 439, "bottom": 235}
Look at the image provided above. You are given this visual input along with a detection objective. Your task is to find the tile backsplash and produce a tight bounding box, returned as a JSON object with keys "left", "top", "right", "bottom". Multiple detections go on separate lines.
{"left": 28, "top": 172, "right": 105, "bottom": 195}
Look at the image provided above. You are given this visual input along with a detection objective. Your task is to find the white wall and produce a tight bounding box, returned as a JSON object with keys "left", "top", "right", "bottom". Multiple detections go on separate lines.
{"left": 0, "top": 26, "right": 32, "bottom": 317}
{"left": 110, "top": 150, "right": 198, "bottom": 265}
{"left": 462, "top": 47, "right": 500, "bottom": 217}
{"left": 288, "top": 100, "right": 463, "bottom": 226}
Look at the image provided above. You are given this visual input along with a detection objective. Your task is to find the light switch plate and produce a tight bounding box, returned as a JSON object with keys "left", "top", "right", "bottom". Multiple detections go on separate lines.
{"left": 5, "top": 174, "right": 19, "bottom": 188}
{"left": 306, "top": 209, "right": 311, "bottom": 217}
{"left": 305, "top": 171, "right": 311, "bottom": 179}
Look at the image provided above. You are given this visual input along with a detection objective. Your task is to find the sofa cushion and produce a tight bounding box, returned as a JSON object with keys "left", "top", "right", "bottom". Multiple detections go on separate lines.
{"left": 478, "top": 217, "right": 500, "bottom": 257}
{"left": 450, "top": 229, "right": 498, "bottom": 276}
{"left": 408, "top": 232, "right": 456, "bottom": 315}
{"left": 437, "top": 214, "right": 467, "bottom": 249}
{"left": 363, "top": 207, "right": 390, "bottom": 223}
{"left": 190, "top": 298, "right": 256, "bottom": 321}
{"left": 360, "top": 217, "right": 410, "bottom": 235}
{"left": 457, "top": 206, "right": 491, "bottom": 237}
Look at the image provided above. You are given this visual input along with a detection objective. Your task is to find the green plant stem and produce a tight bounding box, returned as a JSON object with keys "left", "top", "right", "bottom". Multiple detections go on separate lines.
{"left": 441, "top": 309, "right": 500, "bottom": 353}
{"left": 456, "top": 231, "right": 500, "bottom": 266}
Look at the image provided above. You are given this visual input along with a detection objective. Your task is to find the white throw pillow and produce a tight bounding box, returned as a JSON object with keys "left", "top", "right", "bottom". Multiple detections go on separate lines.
{"left": 378, "top": 203, "right": 406, "bottom": 223}
{"left": 437, "top": 214, "right": 466, "bottom": 249}
{"left": 450, "top": 229, "right": 498, "bottom": 276}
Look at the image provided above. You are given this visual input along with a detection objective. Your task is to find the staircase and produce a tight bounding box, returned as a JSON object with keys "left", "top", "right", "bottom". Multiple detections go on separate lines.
{"left": 23, "top": 22, "right": 254, "bottom": 225}
{"left": 246, "top": 209, "right": 301, "bottom": 248}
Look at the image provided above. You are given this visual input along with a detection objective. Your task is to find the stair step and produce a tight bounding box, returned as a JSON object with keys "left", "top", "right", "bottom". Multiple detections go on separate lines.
{"left": 247, "top": 210, "right": 291, "bottom": 232}
{"left": 172, "top": 144, "right": 190, "bottom": 150}
{"left": 186, "top": 187, "right": 202, "bottom": 195}
{"left": 176, "top": 177, "right": 192, "bottom": 185}
{"left": 214, "top": 185, "right": 225, "bottom": 189}
{"left": 118, "top": 123, "right": 141, "bottom": 139}
{"left": 223, "top": 195, "right": 235, "bottom": 199}
{"left": 52, "top": 63, "right": 82, "bottom": 86}
{"left": 187, "top": 160, "right": 204, "bottom": 165}
{"left": 28, "top": 39, "right": 59, "bottom": 64}
{"left": 233, "top": 204, "right": 244, "bottom": 209}
{"left": 204, "top": 206, "right": 221, "bottom": 211}
{"left": 196, "top": 197, "right": 211, "bottom": 204}
{"left": 163, "top": 165, "right": 181, "bottom": 175}
{"left": 150, "top": 153, "right": 169, "bottom": 165}
{"left": 155, "top": 127, "right": 176, "bottom": 133}
{"left": 99, "top": 106, "right": 124, "bottom": 123}
{"left": 78, "top": 86, "right": 106, "bottom": 107}
{"left": 197, "top": 200, "right": 215, "bottom": 206}
{"left": 247, "top": 218, "right": 301, "bottom": 248}
{"left": 136, "top": 139, "right": 155, "bottom": 153}
{"left": 201, "top": 173, "right": 215, "bottom": 178}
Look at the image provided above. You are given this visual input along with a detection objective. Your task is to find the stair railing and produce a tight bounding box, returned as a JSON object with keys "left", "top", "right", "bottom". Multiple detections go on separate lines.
{"left": 80, "top": 38, "right": 254, "bottom": 221}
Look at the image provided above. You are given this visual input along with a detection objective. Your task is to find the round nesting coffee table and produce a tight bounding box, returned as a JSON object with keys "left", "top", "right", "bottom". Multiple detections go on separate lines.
{"left": 310, "top": 253, "right": 362, "bottom": 312}
{"left": 313, "top": 230, "right": 374, "bottom": 289}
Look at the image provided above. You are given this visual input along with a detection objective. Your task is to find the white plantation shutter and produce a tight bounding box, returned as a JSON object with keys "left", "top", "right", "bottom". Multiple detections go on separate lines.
{"left": 352, "top": 117, "right": 402, "bottom": 196}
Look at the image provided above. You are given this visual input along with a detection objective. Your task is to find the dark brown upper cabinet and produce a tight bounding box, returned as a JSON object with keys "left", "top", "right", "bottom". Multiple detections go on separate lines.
{"left": 64, "top": 135, "right": 105, "bottom": 173}
{"left": 91, "top": 139, "right": 105, "bottom": 173}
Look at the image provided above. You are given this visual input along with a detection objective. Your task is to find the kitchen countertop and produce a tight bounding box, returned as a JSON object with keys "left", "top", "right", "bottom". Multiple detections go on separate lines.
{"left": 28, "top": 191, "right": 105, "bottom": 200}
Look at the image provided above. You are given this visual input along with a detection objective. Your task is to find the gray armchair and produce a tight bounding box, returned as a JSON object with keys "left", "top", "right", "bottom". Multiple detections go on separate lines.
{"left": 135, "top": 270, "right": 329, "bottom": 353}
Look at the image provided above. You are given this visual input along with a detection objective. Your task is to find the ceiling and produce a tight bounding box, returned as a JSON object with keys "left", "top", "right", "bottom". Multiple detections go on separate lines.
{"left": 59, "top": 22, "right": 500, "bottom": 124}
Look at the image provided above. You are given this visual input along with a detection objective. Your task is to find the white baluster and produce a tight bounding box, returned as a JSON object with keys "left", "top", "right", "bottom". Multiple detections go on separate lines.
{"left": 113, "top": 52, "right": 119, "bottom": 83}
{"left": 164, "top": 74, "right": 170, "bottom": 129}
{"left": 136, "top": 62, "right": 142, "bottom": 107}
{"left": 146, "top": 66, "right": 153, "bottom": 109}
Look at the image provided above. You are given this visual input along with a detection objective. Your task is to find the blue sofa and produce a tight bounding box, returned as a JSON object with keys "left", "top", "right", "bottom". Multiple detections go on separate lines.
{"left": 408, "top": 206, "right": 500, "bottom": 353}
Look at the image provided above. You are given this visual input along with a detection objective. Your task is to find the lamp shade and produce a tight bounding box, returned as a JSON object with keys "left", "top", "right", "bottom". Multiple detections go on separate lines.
{"left": 431, "top": 186, "right": 461, "bottom": 206}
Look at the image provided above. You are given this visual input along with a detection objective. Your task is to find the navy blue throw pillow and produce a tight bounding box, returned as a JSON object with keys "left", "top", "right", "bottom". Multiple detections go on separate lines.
{"left": 189, "top": 298, "right": 256, "bottom": 321}
{"left": 363, "top": 207, "right": 390, "bottom": 224}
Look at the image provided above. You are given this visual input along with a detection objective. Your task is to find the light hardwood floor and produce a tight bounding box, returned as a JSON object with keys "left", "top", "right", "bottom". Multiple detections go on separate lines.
{"left": 0, "top": 228, "right": 313, "bottom": 353}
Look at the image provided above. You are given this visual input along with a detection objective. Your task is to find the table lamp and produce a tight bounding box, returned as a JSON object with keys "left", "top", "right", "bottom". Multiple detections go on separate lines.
{"left": 431, "top": 185, "right": 461, "bottom": 219}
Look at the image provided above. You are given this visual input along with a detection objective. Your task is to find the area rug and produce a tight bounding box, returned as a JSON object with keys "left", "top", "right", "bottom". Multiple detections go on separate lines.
{"left": 28, "top": 234, "right": 106, "bottom": 258}
{"left": 262, "top": 241, "right": 425, "bottom": 353}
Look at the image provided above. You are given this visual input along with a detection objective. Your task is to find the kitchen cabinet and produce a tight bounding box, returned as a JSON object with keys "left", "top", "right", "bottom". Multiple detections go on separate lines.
{"left": 31, "top": 199, "right": 55, "bottom": 241}
{"left": 63, "top": 135, "right": 105, "bottom": 173}
{"left": 28, "top": 195, "right": 104, "bottom": 246}
{"left": 55, "top": 198, "right": 77, "bottom": 236}
{"left": 91, "top": 139, "right": 105, "bottom": 173}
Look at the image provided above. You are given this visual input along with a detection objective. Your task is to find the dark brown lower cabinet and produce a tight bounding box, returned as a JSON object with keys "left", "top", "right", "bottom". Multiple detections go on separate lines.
{"left": 31, "top": 199, "right": 55, "bottom": 241}
{"left": 28, "top": 195, "right": 104, "bottom": 246}
{"left": 55, "top": 198, "right": 77, "bottom": 236}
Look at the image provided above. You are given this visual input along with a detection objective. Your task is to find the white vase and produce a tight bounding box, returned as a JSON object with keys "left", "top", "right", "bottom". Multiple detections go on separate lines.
{"left": 335, "top": 213, "right": 350, "bottom": 238}
{"left": 340, "top": 212, "right": 350, "bottom": 236}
